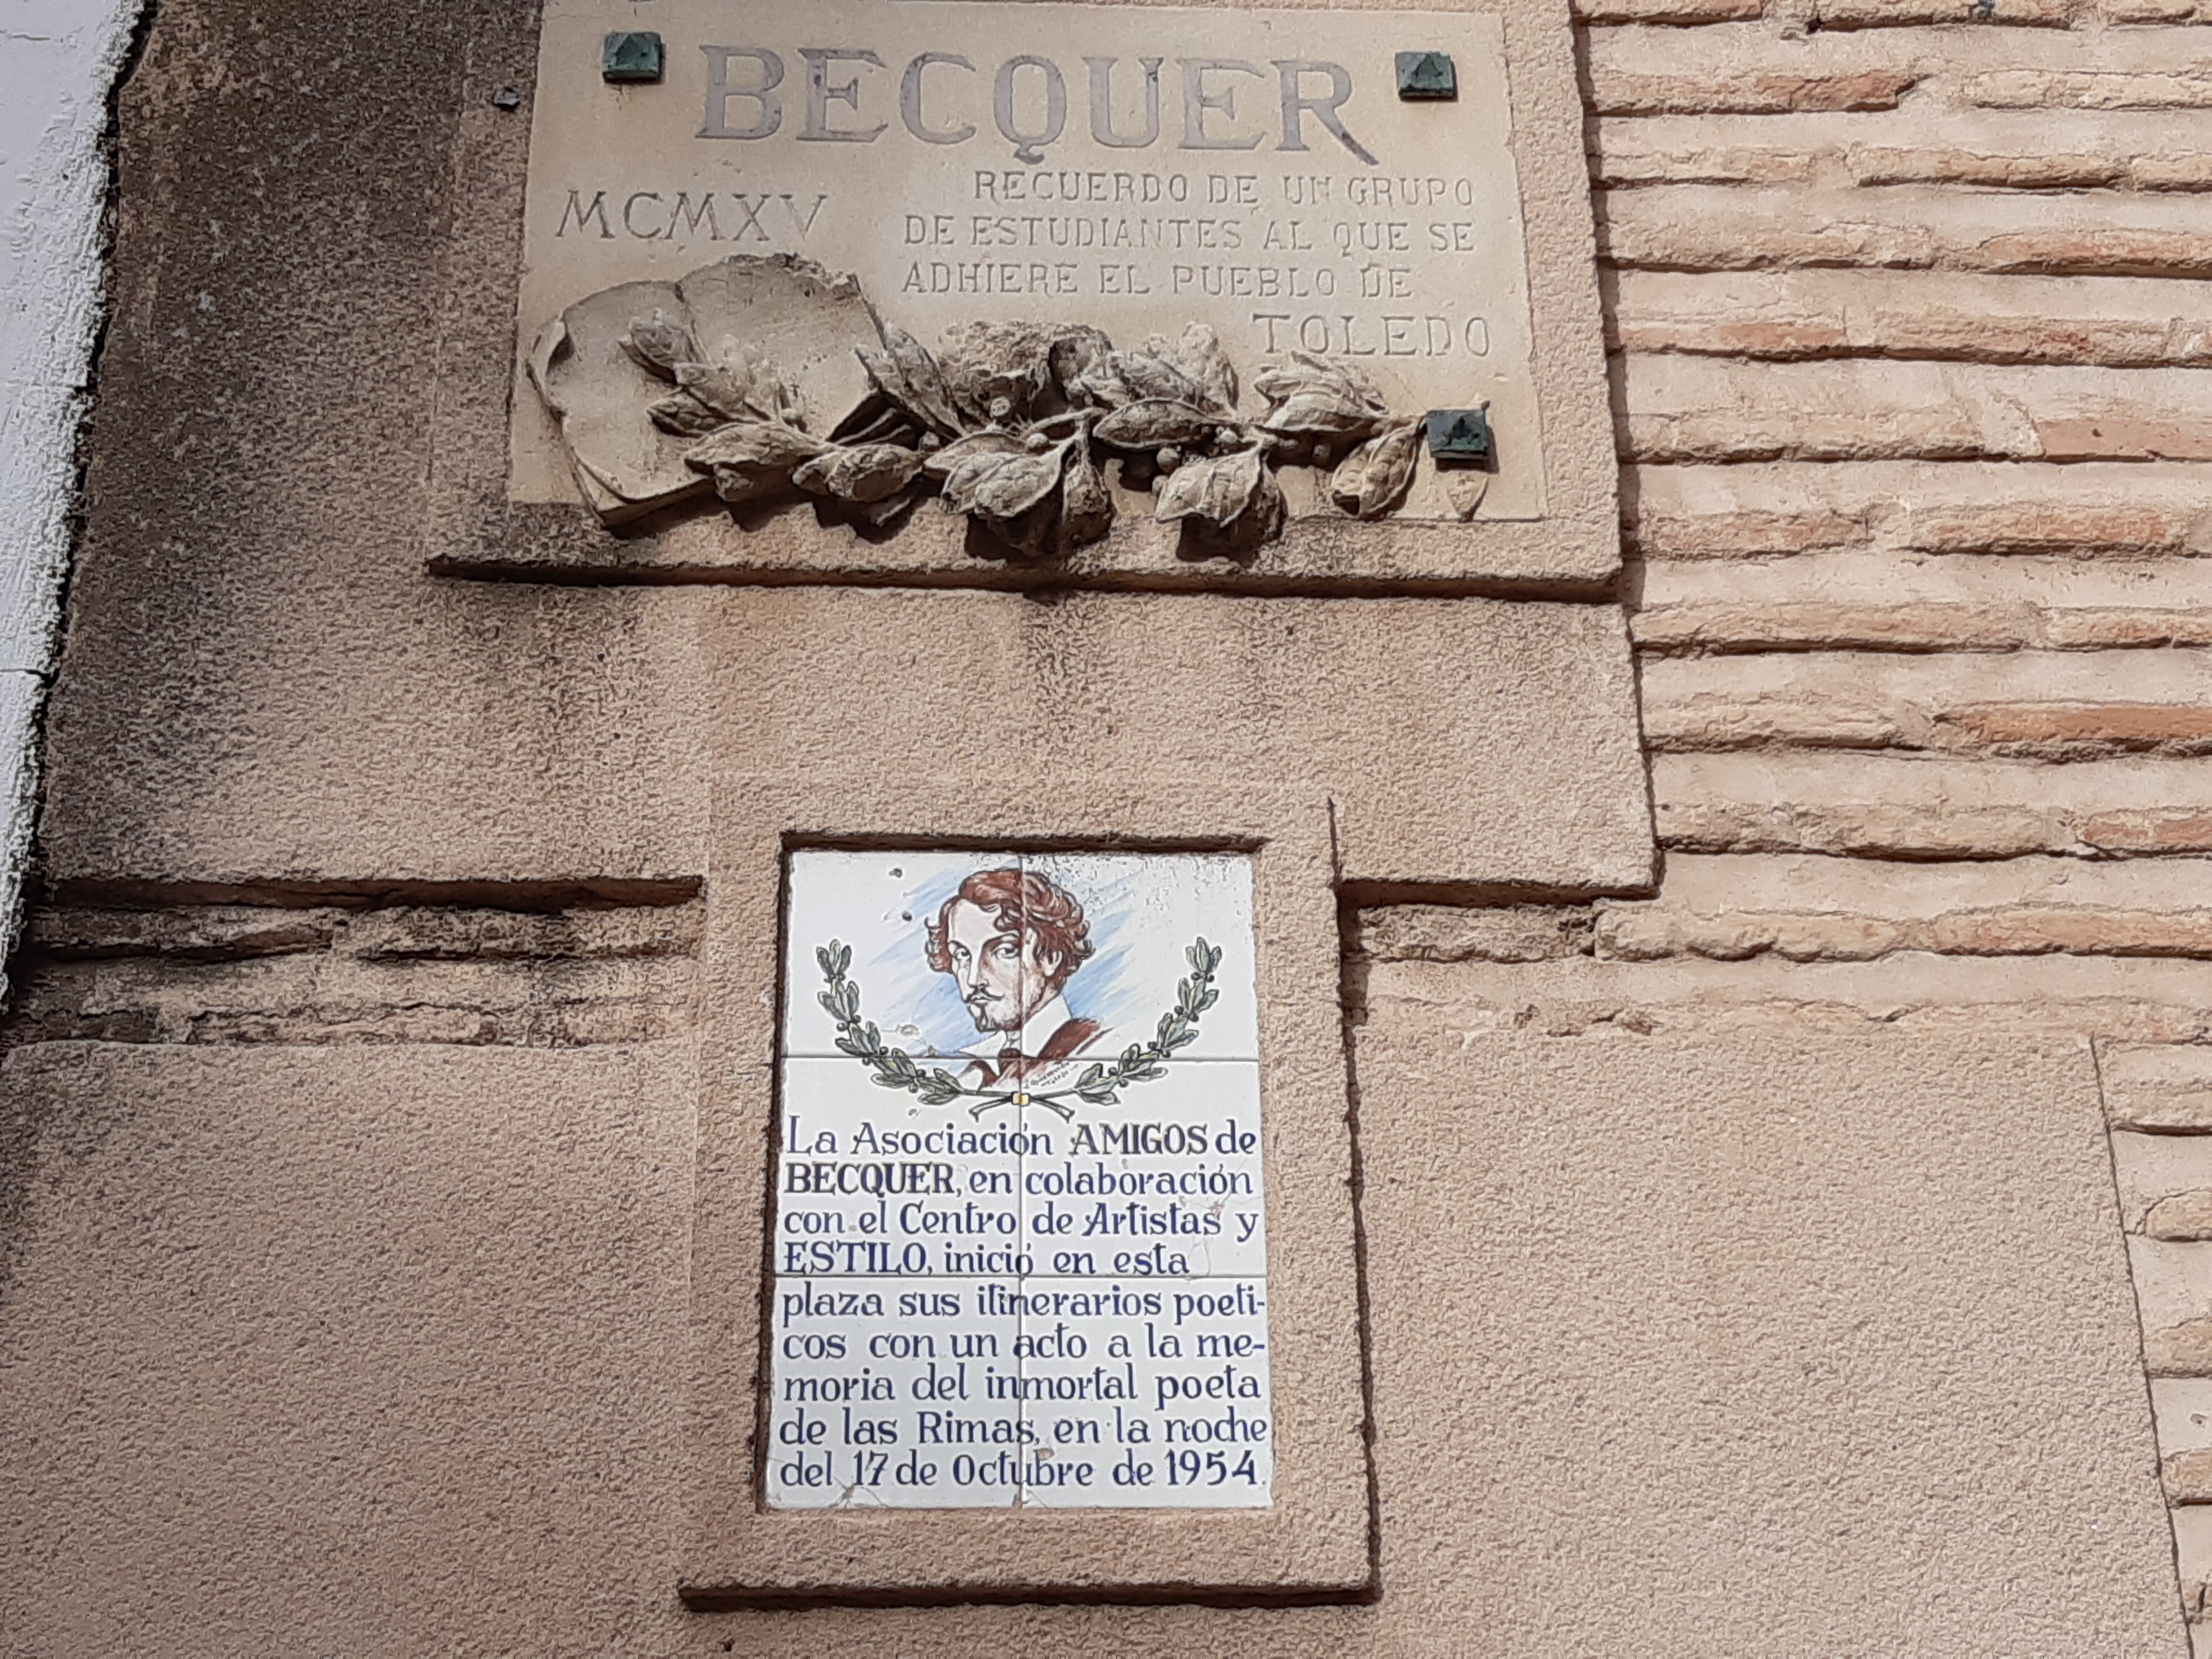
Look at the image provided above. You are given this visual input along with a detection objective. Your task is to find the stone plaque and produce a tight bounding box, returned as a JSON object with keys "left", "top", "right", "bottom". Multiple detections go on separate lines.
{"left": 772, "top": 850, "right": 1269, "bottom": 1509}
{"left": 516, "top": 0, "right": 1552, "bottom": 536}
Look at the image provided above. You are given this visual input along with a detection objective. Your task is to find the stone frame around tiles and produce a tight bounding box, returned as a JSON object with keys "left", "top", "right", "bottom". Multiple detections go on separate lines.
{"left": 681, "top": 777, "right": 1370, "bottom": 1605}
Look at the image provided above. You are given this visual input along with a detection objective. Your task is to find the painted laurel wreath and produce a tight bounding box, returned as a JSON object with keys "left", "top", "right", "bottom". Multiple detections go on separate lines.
{"left": 815, "top": 937, "right": 1221, "bottom": 1121}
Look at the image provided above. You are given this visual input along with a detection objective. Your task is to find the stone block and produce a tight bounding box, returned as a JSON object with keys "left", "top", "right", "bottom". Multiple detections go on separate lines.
{"left": 1374, "top": 948, "right": 2212, "bottom": 1045}
{"left": 2, "top": 951, "right": 697, "bottom": 1049}
{"left": 1964, "top": 70, "right": 2212, "bottom": 109}
{"left": 1847, "top": 147, "right": 2126, "bottom": 189}
{"left": 1356, "top": 903, "right": 1595, "bottom": 962}
{"left": 1590, "top": 144, "right": 1818, "bottom": 188}
{"left": 2114, "top": 1133, "right": 2212, "bottom": 1234}
{"left": 338, "top": 903, "right": 702, "bottom": 962}
{"left": 25, "top": 904, "right": 349, "bottom": 961}
{"left": 1575, "top": 0, "right": 1764, "bottom": 19}
{"left": 2180, "top": 1505, "right": 2212, "bottom": 1617}
{"left": 1587, "top": 69, "right": 1922, "bottom": 115}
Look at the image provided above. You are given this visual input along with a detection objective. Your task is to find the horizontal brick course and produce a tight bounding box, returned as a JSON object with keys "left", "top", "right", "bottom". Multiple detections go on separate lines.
{"left": 1595, "top": 854, "right": 2212, "bottom": 961}
{"left": 1602, "top": 185, "right": 2212, "bottom": 275}
{"left": 1612, "top": 270, "right": 2212, "bottom": 367}
{"left": 1626, "top": 459, "right": 2212, "bottom": 558}
{"left": 1621, "top": 357, "right": 2212, "bottom": 463}
{"left": 1652, "top": 751, "right": 2212, "bottom": 855}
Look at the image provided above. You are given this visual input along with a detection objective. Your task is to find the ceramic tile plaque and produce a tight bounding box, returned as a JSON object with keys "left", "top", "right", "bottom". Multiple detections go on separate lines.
{"left": 514, "top": 0, "right": 1562, "bottom": 535}
{"left": 772, "top": 850, "right": 1269, "bottom": 1509}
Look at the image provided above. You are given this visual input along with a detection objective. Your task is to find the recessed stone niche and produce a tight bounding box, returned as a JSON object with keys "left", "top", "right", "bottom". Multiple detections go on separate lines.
{"left": 681, "top": 780, "right": 1368, "bottom": 1605}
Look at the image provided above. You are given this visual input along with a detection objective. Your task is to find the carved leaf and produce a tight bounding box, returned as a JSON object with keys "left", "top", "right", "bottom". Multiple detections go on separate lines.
{"left": 648, "top": 393, "right": 733, "bottom": 439}
{"left": 1330, "top": 420, "right": 1423, "bottom": 520}
{"left": 1118, "top": 351, "right": 1207, "bottom": 407}
{"left": 685, "top": 420, "right": 830, "bottom": 472}
{"left": 622, "top": 313, "right": 698, "bottom": 381}
{"left": 940, "top": 447, "right": 1023, "bottom": 513}
{"left": 1148, "top": 324, "right": 1238, "bottom": 415}
{"left": 971, "top": 451, "right": 1066, "bottom": 521}
{"left": 792, "top": 443, "right": 929, "bottom": 504}
{"left": 1252, "top": 350, "right": 1385, "bottom": 410}
{"left": 1156, "top": 447, "right": 1263, "bottom": 529}
{"left": 1235, "top": 457, "right": 1288, "bottom": 549}
{"left": 923, "top": 431, "right": 1027, "bottom": 483}
{"left": 1259, "top": 389, "right": 1387, "bottom": 440}
{"left": 675, "top": 362, "right": 765, "bottom": 424}
{"left": 1093, "top": 400, "right": 1221, "bottom": 451}
{"left": 698, "top": 464, "right": 782, "bottom": 506}
{"left": 1058, "top": 444, "right": 1113, "bottom": 551}
{"left": 857, "top": 326, "right": 964, "bottom": 439}
{"left": 1157, "top": 446, "right": 1284, "bottom": 550}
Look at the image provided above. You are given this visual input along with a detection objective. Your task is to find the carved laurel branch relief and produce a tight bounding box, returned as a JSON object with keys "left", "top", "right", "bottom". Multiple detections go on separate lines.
{"left": 529, "top": 255, "right": 1490, "bottom": 551}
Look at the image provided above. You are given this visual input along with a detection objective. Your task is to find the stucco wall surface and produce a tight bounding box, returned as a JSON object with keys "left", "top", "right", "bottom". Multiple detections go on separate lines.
{"left": 0, "top": 1031, "right": 2182, "bottom": 1654}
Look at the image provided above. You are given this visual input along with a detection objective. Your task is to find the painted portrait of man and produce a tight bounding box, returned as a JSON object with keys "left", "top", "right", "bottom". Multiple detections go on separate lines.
{"left": 924, "top": 866, "right": 1109, "bottom": 1087}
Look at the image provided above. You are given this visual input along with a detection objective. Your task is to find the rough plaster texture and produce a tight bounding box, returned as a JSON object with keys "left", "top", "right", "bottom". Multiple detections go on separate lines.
{"left": 0, "top": 0, "right": 142, "bottom": 971}
{"left": 0, "top": 1029, "right": 2185, "bottom": 1654}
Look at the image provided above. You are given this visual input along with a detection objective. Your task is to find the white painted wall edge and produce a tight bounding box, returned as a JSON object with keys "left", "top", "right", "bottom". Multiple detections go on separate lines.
{"left": 0, "top": 0, "right": 146, "bottom": 990}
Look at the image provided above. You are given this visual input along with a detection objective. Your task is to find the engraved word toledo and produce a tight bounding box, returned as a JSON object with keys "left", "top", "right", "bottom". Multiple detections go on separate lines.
{"left": 517, "top": 1, "right": 1543, "bottom": 536}
{"left": 773, "top": 852, "right": 1269, "bottom": 1509}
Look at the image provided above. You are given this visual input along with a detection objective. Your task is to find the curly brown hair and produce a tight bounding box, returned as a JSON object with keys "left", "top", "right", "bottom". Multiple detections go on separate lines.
{"left": 924, "top": 867, "right": 1094, "bottom": 990}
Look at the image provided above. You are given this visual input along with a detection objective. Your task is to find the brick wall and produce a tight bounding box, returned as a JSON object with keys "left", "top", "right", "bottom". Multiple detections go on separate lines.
{"left": 1402, "top": 1, "right": 2212, "bottom": 1633}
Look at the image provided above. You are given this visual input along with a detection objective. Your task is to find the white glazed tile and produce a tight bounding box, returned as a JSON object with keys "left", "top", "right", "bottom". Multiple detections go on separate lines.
{"left": 784, "top": 849, "right": 1024, "bottom": 1060}
{"left": 1018, "top": 852, "right": 1258, "bottom": 1062}
{"left": 773, "top": 848, "right": 1271, "bottom": 1511}
{"left": 785, "top": 849, "right": 1258, "bottom": 1066}
{"left": 774, "top": 1059, "right": 1029, "bottom": 1281}
{"left": 1013, "top": 1277, "right": 1274, "bottom": 1509}
{"left": 1019, "top": 1062, "right": 1268, "bottom": 1282}
{"left": 765, "top": 1276, "right": 1022, "bottom": 1510}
